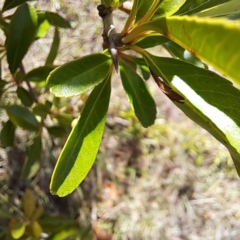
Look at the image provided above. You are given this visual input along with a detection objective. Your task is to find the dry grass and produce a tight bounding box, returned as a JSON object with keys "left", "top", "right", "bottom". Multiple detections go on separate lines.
{"left": 1, "top": 0, "right": 240, "bottom": 239}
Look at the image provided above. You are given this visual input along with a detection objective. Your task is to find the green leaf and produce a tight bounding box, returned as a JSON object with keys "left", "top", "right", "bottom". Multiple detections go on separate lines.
{"left": 127, "top": 16, "right": 240, "bottom": 85}
{"left": 45, "top": 27, "right": 60, "bottom": 65}
{"left": 133, "top": 58, "right": 151, "bottom": 80}
{"left": 47, "top": 126, "right": 67, "bottom": 138}
{"left": 36, "top": 11, "right": 51, "bottom": 38}
{"left": 1, "top": 120, "right": 15, "bottom": 147}
{"left": 103, "top": 0, "right": 112, "bottom": 7}
{"left": 17, "top": 87, "right": 33, "bottom": 107}
{"left": 7, "top": 3, "right": 38, "bottom": 74}
{"left": 135, "top": 0, "right": 155, "bottom": 23}
{"left": 21, "top": 136, "right": 42, "bottom": 179}
{"left": 45, "top": 12, "right": 71, "bottom": 29}
{"left": 162, "top": 40, "right": 205, "bottom": 68}
{"left": 11, "top": 220, "right": 26, "bottom": 239}
{"left": 120, "top": 60, "right": 156, "bottom": 127}
{"left": 47, "top": 53, "right": 111, "bottom": 97}
{"left": 140, "top": 50, "right": 240, "bottom": 175}
{"left": 195, "top": 0, "right": 240, "bottom": 17}
{"left": 2, "top": 0, "right": 34, "bottom": 12}
{"left": 154, "top": 0, "right": 186, "bottom": 17}
{"left": 135, "top": 35, "right": 168, "bottom": 48}
{"left": 50, "top": 74, "right": 111, "bottom": 197}
{"left": 23, "top": 65, "right": 57, "bottom": 82}
{"left": 176, "top": 0, "right": 229, "bottom": 15}
{"left": 7, "top": 105, "right": 40, "bottom": 131}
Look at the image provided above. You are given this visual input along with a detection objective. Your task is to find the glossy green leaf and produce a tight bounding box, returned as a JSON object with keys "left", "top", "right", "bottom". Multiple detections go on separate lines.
{"left": 45, "top": 12, "right": 71, "bottom": 29}
{"left": 17, "top": 87, "right": 33, "bottom": 107}
{"left": 45, "top": 28, "right": 60, "bottom": 65}
{"left": 140, "top": 50, "right": 240, "bottom": 175}
{"left": 154, "top": 0, "right": 186, "bottom": 17}
{"left": 135, "top": 0, "right": 155, "bottom": 23}
{"left": 24, "top": 65, "right": 57, "bottom": 82}
{"left": 120, "top": 61, "right": 156, "bottom": 127}
{"left": 126, "top": 16, "right": 240, "bottom": 85}
{"left": 47, "top": 53, "right": 111, "bottom": 97}
{"left": 7, "top": 105, "right": 40, "bottom": 131}
{"left": 0, "top": 120, "right": 15, "bottom": 147}
{"left": 176, "top": 0, "right": 229, "bottom": 15}
{"left": 195, "top": 0, "right": 240, "bottom": 17}
{"left": 135, "top": 35, "right": 168, "bottom": 48}
{"left": 21, "top": 136, "right": 42, "bottom": 179}
{"left": 163, "top": 41, "right": 205, "bottom": 68}
{"left": 7, "top": 3, "right": 37, "bottom": 74}
{"left": 11, "top": 220, "right": 26, "bottom": 239}
{"left": 2, "top": 0, "right": 34, "bottom": 12}
{"left": 47, "top": 126, "right": 67, "bottom": 138}
{"left": 50, "top": 74, "right": 111, "bottom": 197}
{"left": 121, "top": 0, "right": 140, "bottom": 35}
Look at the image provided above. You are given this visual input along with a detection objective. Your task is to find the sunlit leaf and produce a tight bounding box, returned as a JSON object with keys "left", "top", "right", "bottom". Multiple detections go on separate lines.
{"left": 47, "top": 53, "right": 111, "bottom": 97}
{"left": 126, "top": 16, "right": 240, "bottom": 85}
{"left": 7, "top": 3, "right": 37, "bottom": 74}
{"left": 7, "top": 105, "right": 40, "bottom": 131}
{"left": 21, "top": 136, "right": 42, "bottom": 179}
{"left": 36, "top": 11, "right": 51, "bottom": 38}
{"left": 195, "top": 0, "right": 240, "bottom": 18}
{"left": 10, "top": 220, "right": 26, "bottom": 239}
{"left": 176, "top": 0, "right": 229, "bottom": 15}
{"left": 120, "top": 60, "right": 156, "bottom": 127}
{"left": 50, "top": 73, "right": 111, "bottom": 197}
{"left": 154, "top": 0, "right": 186, "bottom": 17}
{"left": 135, "top": 0, "right": 155, "bottom": 23}
{"left": 140, "top": 50, "right": 240, "bottom": 175}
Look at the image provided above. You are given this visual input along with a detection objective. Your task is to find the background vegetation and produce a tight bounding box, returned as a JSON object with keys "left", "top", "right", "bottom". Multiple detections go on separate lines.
{"left": 1, "top": 0, "right": 240, "bottom": 239}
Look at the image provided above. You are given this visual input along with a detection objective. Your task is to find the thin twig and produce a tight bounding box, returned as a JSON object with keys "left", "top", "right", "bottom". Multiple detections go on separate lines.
{"left": 19, "top": 64, "right": 38, "bottom": 103}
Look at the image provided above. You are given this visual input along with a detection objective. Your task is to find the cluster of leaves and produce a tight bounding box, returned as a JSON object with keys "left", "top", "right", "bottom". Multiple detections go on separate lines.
{"left": 1, "top": 0, "right": 240, "bottom": 200}
{"left": 1, "top": 189, "right": 92, "bottom": 240}
{"left": 0, "top": 0, "right": 73, "bottom": 180}
{"left": 47, "top": 0, "right": 240, "bottom": 197}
